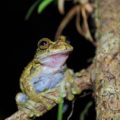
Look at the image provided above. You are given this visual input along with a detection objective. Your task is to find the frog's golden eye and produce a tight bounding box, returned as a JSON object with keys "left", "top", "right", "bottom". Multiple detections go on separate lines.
{"left": 38, "top": 38, "right": 50, "bottom": 50}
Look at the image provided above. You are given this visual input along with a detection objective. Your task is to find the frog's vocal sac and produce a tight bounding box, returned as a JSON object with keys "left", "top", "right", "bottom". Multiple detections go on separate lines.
{"left": 16, "top": 36, "right": 80, "bottom": 117}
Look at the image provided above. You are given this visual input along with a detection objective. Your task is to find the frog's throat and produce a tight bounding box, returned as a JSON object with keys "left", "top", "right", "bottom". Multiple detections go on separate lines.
{"left": 40, "top": 52, "right": 70, "bottom": 68}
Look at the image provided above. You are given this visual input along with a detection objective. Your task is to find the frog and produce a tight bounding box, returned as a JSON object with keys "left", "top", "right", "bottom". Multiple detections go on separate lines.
{"left": 16, "top": 36, "right": 80, "bottom": 117}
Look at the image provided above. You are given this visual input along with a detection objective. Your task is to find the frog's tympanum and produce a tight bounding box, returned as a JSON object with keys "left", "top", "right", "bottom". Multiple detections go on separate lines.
{"left": 16, "top": 36, "right": 80, "bottom": 117}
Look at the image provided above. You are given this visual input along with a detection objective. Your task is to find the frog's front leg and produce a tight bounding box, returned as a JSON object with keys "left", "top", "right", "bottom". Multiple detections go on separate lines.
{"left": 64, "top": 69, "right": 81, "bottom": 100}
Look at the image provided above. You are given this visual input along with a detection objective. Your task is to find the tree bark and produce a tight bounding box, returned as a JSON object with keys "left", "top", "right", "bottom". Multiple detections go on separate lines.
{"left": 94, "top": 0, "right": 120, "bottom": 119}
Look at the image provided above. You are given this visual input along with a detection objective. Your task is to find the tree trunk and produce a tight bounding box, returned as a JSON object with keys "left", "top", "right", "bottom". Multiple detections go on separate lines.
{"left": 94, "top": 0, "right": 120, "bottom": 119}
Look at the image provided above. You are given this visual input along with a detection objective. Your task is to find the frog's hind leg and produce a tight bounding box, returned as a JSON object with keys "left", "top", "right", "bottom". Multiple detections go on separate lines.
{"left": 16, "top": 93, "right": 45, "bottom": 117}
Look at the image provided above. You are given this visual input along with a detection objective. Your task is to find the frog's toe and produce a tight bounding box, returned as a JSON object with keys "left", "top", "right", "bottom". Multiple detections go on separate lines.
{"left": 72, "top": 87, "right": 81, "bottom": 94}
{"left": 67, "top": 94, "right": 74, "bottom": 101}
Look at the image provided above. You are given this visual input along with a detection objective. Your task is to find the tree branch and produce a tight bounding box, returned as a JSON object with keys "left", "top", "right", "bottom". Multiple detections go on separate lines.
{"left": 5, "top": 111, "right": 30, "bottom": 120}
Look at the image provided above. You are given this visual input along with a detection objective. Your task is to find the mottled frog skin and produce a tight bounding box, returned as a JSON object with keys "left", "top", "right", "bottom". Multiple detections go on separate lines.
{"left": 16, "top": 36, "right": 80, "bottom": 117}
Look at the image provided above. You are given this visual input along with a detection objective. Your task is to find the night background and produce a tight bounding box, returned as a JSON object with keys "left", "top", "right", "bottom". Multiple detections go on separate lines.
{"left": 2, "top": 0, "right": 96, "bottom": 119}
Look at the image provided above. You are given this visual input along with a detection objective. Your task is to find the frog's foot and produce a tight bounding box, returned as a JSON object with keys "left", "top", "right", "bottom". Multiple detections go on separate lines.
{"left": 71, "top": 80, "right": 81, "bottom": 95}
{"left": 65, "top": 79, "right": 81, "bottom": 101}
{"left": 16, "top": 93, "right": 45, "bottom": 117}
{"left": 44, "top": 87, "right": 65, "bottom": 102}
{"left": 65, "top": 82, "right": 75, "bottom": 100}
{"left": 38, "top": 90, "right": 61, "bottom": 110}
{"left": 64, "top": 69, "right": 81, "bottom": 100}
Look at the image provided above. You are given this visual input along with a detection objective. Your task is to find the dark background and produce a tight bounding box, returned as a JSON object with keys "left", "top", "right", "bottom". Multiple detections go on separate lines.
{"left": 2, "top": 0, "right": 96, "bottom": 119}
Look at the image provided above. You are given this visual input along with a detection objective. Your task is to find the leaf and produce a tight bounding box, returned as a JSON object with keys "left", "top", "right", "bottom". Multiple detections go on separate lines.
{"left": 79, "top": 101, "right": 93, "bottom": 120}
{"left": 57, "top": 81, "right": 65, "bottom": 120}
{"left": 37, "top": 0, "right": 53, "bottom": 13}
{"left": 25, "top": 0, "right": 41, "bottom": 20}
{"left": 57, "top": 97, "right": 64, "bottom": 120}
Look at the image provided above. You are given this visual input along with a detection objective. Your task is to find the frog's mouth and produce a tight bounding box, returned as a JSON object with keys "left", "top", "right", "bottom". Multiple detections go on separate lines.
{"left": 40, "top": 51, "right": 70, "bottom": 68}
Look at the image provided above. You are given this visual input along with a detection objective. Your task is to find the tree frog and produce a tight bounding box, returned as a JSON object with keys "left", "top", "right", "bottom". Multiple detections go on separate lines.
{"left": 16, "top": 36, "right": 80, "bottom": 117}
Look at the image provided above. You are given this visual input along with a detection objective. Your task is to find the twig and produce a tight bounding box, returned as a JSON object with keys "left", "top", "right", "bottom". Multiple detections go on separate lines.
{"left": 55, "top": 5, "right": 80, "bottom": 40}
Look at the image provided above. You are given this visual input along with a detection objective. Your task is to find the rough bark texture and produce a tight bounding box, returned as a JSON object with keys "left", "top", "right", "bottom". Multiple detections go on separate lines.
{"left": 94, "top": 0, "right": 120, "bottom": 119}
{"left": 5, "top": 111, "right": 31, "bottom": 120}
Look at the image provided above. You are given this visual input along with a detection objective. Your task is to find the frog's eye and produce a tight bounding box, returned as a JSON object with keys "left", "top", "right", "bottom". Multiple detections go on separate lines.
{"left": 38, "top": 38, "right": 50, "bottom": 50}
